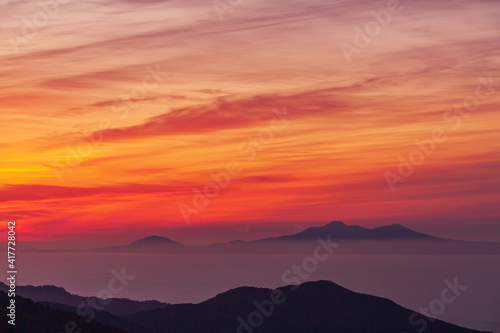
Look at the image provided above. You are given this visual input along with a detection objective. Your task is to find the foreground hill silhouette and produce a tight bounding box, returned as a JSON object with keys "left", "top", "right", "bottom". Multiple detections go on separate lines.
{"left": 86, "top": 221, "right": 500, "bottom": 255}
{"left": 0, "top": 281, "right": 169, "bottom": 315}
{"left": 124, "top": 280, "right": 487, "bottom": 333}
{"left": 0, "top": 291, "right": 126, "bottom": 333}
{"left": 1, "top": 281, "right": 488, "bottom": 333}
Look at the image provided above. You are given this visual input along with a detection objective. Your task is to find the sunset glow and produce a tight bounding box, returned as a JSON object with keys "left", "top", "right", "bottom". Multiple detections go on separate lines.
{"left": 1, "top": 0, "right": 499, "bottom": 245}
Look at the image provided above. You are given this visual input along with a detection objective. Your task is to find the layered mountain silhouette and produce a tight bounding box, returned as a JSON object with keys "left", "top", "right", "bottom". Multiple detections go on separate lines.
{"left": 0, "top": 281, "right": 169, "bottom": 316}
{"left": 40, "top": 301, "right": 156, "bottom": 333}
{"left": 1, "top": 280, "right": 489, "bottom": 333}
{"left": 86, "top": 221, "right": 500, "bottom": 255}
{"left": 0, "top": 291, "right": 127, "bottom": 333}
{"left": 0, "top": 281, "right": 168, "bottom": 333}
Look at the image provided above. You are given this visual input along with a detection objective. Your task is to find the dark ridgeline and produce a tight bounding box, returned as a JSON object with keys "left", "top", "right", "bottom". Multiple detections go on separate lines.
{"left": 2, "top": 280, "right": 490, "bottom": 333}
{"left": 0, "top": 281, "right": 169, "bottom": 333}
{"left": 0, "top": 281, "right": 170, "bottom": 316}
{"left": 125, "top": 280, "right": 486, "bottom": 333}
{"left": 0, "top": 291, "right": 126, "bottom": 333}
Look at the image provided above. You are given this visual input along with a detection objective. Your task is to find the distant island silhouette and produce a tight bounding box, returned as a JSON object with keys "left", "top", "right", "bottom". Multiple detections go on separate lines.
{"left": 10, "top": 221, "right": 500, "bottom": 255}
{"left": 81, "top": 221, "right": 500, "bottom": 255}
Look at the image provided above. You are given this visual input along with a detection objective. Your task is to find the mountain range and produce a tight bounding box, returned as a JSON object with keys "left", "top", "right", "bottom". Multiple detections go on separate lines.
{"left": 87, "top": 221, "right": 500, "bottom": 255}
{"left": 0, "top": 281, "right": 169, "bottom": 315}
{"left": 0, "top": 281, "right": 169, "bottom": 333}
{"left": 0, "top": 280, "right": 491, "bottom": 333}
{"left": 0, "top": 291, "right": 127, "bottom": 333}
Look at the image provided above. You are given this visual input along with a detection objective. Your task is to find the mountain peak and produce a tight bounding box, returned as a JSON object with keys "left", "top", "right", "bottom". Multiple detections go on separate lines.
{"left": 372, "top": 224, "right": 429, "bottom": 238}
{"left": 326, "top": 221, "right": 346, "bottom": 226}
{"left": 128, "top": 235, "right": 180, "bottom": 247}
{"left": 125, "top": 279, "right": 484, "bottom": 333}
{"left": 284, "top": 221, "right": 430, "bottom": 240}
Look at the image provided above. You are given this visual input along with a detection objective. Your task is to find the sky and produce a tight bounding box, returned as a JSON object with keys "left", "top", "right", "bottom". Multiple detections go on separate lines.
{"left": 0, "top": 0, "right": 499, "bottom": 247}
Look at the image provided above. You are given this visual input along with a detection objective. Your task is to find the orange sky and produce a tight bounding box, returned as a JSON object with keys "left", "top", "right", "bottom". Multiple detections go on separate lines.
{"left": 1, "top": 0, "right": 499, "bottom": 246}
